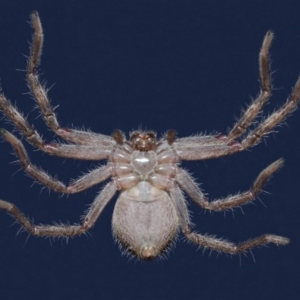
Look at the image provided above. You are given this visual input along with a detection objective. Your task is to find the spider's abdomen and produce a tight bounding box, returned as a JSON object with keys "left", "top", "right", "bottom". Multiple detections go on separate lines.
{"left": 112, "top": 182, "right": 179, "bottom": 259}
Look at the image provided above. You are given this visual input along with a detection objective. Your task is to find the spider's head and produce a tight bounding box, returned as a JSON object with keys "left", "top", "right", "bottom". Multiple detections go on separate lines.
{"left": 129, "top": 131, "right": 157, "bottom": 151}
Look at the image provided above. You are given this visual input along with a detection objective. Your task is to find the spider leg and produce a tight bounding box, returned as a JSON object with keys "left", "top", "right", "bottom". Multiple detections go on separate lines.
{"left": 176, "top": 159, "right": 283, "bottom": 211}
{"left": 0, "top": 129, "right": 112, "bottom": 194}
{"left": 0, "top": 181, "right": 117, "bottom": 237}
{"left": 0, "top": 104, "right": 113, "bottom": 160}
{"left": 174, "top": 31, "right": 300, "bottom": 161}
{"left": 44, "top": 142, "right": 111, "bottom": 160}
{"left": 0, "top": 91, "right": 116, "bottom": 153}
{"left": 169, "top": 184, "right": 290, "bottom": 254}
{"left": 241, "top": 76, "right": 300, "bottom": 149}
{"left": 173, "top": 32, "right": 273, "bottom": 156}
{"left": 27, "top": 12, "right": 115, "bottom": 145}
{"left": 174, "top": 137, "right": 242, "bottom": 160}
{"left": 0, "top": 11, "right": 113, "bottom": 148}
{"left": 174, "top": 76, "right": 300, "bottom": 160}
{"left": 227, "top": 31, "right": 273, "bottom": 141}
{"left": 176, "top": 31, "right": 274, "bottom": 146}
{"left": 0, "top": 93, "right": 44, "bottom": 150}
{"left": 184, "top": 231, "right": 290, "bottom": 255}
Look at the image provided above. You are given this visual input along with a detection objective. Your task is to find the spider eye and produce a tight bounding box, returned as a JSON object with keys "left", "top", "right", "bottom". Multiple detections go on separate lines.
{"left": 129, "top": 131, "right": 157, "bottom": 151}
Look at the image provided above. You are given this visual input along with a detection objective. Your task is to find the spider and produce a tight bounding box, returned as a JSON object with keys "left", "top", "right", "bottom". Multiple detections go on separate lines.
{"left": 0, "top": 11, "right": 298, "bottom": 260}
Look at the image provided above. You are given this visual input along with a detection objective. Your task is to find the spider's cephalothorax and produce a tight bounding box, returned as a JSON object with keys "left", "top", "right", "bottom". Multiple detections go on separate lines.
{"left": 1, "top": 11, "right": 299, "bottom": 260}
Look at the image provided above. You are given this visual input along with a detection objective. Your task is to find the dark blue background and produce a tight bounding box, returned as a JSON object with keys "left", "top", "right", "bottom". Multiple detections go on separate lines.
{"left": 0, "top": 1, "right": 299, "bottom": 299}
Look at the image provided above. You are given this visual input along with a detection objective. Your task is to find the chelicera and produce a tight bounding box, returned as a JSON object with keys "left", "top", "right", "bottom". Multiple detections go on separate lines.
{"left": 1, "top": 12, "right": 298, "bottom": 260}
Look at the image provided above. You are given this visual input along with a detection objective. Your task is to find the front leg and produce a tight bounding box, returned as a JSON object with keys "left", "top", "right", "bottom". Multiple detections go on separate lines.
{"left": 227, "top": 31, "right": 273, "bottom": 141}
{"left": 26, "top": 11, "right": 114, "bottom": 146}
{"left": 175, "top": 159, "right": 283, "bottom": 211}
{"left": 174, "top": 32, "right": 300, "bottom": 162}
{"left": 0, "top": 12, "right": 114, "bottom": 148}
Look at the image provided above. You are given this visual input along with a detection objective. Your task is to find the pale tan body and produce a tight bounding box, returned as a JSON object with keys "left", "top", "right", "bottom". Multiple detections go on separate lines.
{"left": 0, "top": 12, "right": 298, "bottom": 259}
